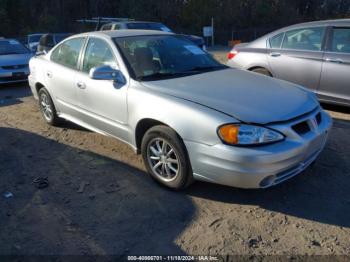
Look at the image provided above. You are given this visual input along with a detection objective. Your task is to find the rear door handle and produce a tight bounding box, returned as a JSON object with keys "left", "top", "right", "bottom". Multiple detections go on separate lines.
{"left": 46, "top": 71, "right": 53, "bottom": 78}
{"left": 325, "top": 58, "right": 343, "bottom": 63}
{"left": 76, "top": 82, "right": 86, "bottom": 89}
{"left": 269, "top": 52, "right": 281, "bottom": 57}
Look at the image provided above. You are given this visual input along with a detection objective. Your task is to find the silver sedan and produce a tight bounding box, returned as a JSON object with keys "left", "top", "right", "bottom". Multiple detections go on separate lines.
{"left": 227, "top": 19, "right": 350, "bottom": 107}
{"left": 28, "top": 30, "right": 332, "bottom": 189}
{"left": 0, "top": 39, "right": 32, "bottom": 84}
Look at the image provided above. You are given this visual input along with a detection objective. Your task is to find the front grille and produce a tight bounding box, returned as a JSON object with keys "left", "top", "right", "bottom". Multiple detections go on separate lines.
{"left": 0, "top": 74, "right": 28, "bottom": 81}
{"left": 292, "top": 121, "right": 310, "bottom": 135}
{"left": 1, "top": 64, "right": 28, "bottom": 70}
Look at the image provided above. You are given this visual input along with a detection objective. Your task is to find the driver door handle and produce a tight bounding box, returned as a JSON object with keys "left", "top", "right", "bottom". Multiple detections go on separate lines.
{"left": 76, "top": 82, "right": 86, "bottom": 89}
{"left": 269, "top": 52, "right": 281, "bottom": 57}
{"left": 324, "top": 57, "right": 343, "bottom": 64}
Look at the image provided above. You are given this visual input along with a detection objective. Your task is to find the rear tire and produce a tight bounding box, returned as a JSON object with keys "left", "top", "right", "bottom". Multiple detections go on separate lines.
{"left": 251, "top": 68, "right": 272, "bottom": 77}
{"left": 38, "top": 87, "right": 60, "bottom": 126}
{"left": 141, "top": 126, "right": 194, "bottom": 190}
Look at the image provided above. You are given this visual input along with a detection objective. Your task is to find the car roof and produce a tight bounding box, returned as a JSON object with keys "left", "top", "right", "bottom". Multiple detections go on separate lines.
{"left": 0, "top": 38, "right": 19, "bottom": 42}
{"left": 106, "top": 21, "right": 162, "bottom": 25}
{"left": 252, "top": 18, "right": 350, "bottom": 45}
{"left": 272, "top": 19, "right": 350, "bottom": 35}
{"left": 73, "top": 29, "right": 173, "bottom": 39}
{"left": 293, "top": 18, "right": 350, "bottom": 27}
{"left": 52, "top": 32, "right": 71, "bottom": 35}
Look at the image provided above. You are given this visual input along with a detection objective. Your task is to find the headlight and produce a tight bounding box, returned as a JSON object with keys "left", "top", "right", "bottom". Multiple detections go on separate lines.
{"left": 218, "top": 124, "right": 284, "bottom": 146}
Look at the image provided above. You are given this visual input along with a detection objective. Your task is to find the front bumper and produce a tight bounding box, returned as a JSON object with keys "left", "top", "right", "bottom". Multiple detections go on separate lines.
{"left": 0, "top": 68, "right": 29, "bottom": 84}
{"left": 185, "top": 108, "right": 332, "bottom": 189}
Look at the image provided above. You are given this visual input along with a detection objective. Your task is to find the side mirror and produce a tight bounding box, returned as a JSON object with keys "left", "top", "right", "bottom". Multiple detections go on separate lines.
{"left": 89, "top": 65, "right": 125, "bottom": 83}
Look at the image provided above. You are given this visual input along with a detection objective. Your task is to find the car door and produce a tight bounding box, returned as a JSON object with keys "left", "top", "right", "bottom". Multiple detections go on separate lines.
{"left": 75, "top": 37, "right": 129, "bottom": 141}
{"left": 267, "top": 27, "right": 326, "bottom": 91}
{"left": 318, "top": 26, "right": 350, "bottom": 105}
{"left": 46, "top": 37, "right": 86, "bottom": 118}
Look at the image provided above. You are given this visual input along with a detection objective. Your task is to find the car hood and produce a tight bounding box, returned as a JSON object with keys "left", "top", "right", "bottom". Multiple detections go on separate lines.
{"left": 0, "top": 53, "right": 32, "bottom": 66}
{"left": 141, "top": 69, "right": 318, "bottom": 124}
{"left": 181, "top": 34, "right": 205, "bottom": 45}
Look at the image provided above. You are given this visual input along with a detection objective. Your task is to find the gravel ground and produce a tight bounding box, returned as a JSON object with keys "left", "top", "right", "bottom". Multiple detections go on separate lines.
{"left": 0, "top": 50, "right": 350, "bottom": 258}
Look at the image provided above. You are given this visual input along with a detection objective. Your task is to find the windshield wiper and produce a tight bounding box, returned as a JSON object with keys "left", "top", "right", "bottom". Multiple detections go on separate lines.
{"left": 137, "top": 72, "right": 189, "bottom": 81}
{"left": 181, "top": 65, "right": 227, "bottom": 73}
{"left": 136, "top": 65, "right": 228, "bottom": 81}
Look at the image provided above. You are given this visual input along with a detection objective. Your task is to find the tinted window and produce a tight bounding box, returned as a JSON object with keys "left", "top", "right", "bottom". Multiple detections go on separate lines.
{"left": 28, "top": 35, "right": 42, "bottom": 43}
{"left": 0, "top": 40, "right": 29, "bottom": 55}
{"left": 282, "top": 27, "right": 325, "bottom": 51}
{"left": 331, "top": 28, "right": 350, "bottom": 53}
{"left": 51, "top": 37, "right": 85, "bottom": 69}
{"left": 269, "top": 33, "right": 284, "bottom": 49}
{"left": 101, "top": 24, "right": 112, "bottom": 31}
{"left": 82, "top": 38, "right": 116, "bottom": 73}
{"left": 114, "top": 35, "right": 225, "bottom": 81}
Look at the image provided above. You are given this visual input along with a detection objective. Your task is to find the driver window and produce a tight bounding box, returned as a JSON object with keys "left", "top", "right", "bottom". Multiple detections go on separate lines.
{"left": 82, "top": 38, "right": 116, "bottom": 73}
{"left": 331, "top": 28, "right": 350, "bottom": 53}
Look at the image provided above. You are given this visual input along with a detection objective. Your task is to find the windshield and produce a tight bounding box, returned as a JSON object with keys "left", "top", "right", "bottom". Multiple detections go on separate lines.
{"left": 28, "top": 35, "right": 42, "bottom": 43}
{"left": 0, "top": 40, "right": 30, "bottom": 55}
{"left": 114, "top": 35, "right": 226, "bottom": 81}
{"left": 126, "top": 23, "right": 173, "bottom": 32}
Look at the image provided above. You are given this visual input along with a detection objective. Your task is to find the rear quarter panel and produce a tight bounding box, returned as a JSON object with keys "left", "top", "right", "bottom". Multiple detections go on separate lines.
{"left": 29, "top": 55, "right": 50, "bottom": 99}
{"left": 227, "top": 47, "right": 270, "bottom": 72}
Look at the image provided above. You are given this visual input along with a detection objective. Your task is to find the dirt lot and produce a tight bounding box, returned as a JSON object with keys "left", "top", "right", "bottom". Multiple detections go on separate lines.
{"left": 1, "top": 51, "right": 350, "bottom": 258}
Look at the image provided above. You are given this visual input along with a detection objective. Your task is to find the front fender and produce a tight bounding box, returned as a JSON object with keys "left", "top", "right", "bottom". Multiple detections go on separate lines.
{"left": 127, "top": 83, "right": 237, "bottom": 147}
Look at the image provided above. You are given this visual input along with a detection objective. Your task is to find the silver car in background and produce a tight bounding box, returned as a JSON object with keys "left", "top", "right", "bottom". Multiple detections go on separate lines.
{"left": 0, "top": 38, "right": 32, "bottom": 84}
{"left": 227, "top": 19, "right": 350, "bottom": 107}
{"left": 28, "top": 30, "right": 332, "bottom": 190}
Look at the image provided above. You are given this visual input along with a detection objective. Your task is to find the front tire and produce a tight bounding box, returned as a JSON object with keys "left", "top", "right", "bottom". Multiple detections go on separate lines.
{"left": 38, "top": 88, "right": 60, "bottom": 126}
{"left": 141, "top": 126, "right": 193, "bottom": 190}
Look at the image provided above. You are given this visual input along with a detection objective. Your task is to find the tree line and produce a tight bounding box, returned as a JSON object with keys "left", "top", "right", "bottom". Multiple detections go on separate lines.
{"left": 1, "top": 0, "right": 349, "bottom": 43}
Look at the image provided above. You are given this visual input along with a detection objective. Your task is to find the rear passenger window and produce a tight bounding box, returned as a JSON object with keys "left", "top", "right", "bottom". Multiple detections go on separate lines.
{"left": 331, "top": 28, "right": 350, "bottom": 53}
{"left": 51, "top": 37, "right": 85, "bottom": 69}
{"left": 269, "top": 33, "right": 284, "bottom": 49}
{"left": 282, "top": 27, "right": 325, "bottom": 51}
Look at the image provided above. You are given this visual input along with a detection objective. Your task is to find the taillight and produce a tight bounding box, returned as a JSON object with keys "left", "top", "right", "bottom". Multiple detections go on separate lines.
{"left": 227, "top": 50, "right": 238, "bottom": 60}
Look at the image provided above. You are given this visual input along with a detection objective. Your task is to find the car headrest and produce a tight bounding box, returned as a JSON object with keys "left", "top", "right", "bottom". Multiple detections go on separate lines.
{"left": 134, "top": 47, "right": 153, "bottom": 62}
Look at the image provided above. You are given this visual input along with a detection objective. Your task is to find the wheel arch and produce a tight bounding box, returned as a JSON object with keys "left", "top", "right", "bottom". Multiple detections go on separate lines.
{"left": 247, "top": 66, "right": 273, "bottom": 77}
{"left": 35, "top": 82, "right": 46, "bottom": 94}
{"left": 135, "top": 118, "right": 169, "bottom": 154}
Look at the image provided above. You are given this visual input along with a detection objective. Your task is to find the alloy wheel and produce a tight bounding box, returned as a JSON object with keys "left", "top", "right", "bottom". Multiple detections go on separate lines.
{"left": 40, "top": 93, "right": 53, "bottom": 121}
{"left": 147, "top": 138, "right": 180, "bottom": 182}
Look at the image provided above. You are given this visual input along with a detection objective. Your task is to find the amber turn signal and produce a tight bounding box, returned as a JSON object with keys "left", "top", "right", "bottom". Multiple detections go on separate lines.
{"left": 218, "top": 124, "right": 239, "bottom": 144}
